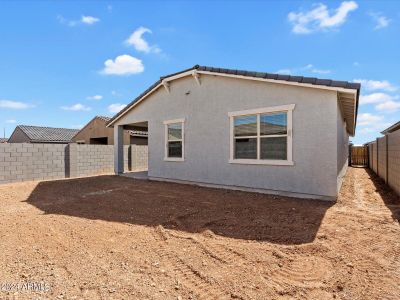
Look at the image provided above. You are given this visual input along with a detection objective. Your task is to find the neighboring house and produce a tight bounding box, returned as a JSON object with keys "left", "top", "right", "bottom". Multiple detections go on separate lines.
{"left": 381, "top": 121, "right": 400, "bottom": 135}
{"left": 72, "top": 115, "right": 148, "bottom": 145}
{"left": 0, "top": 138, "right": 8, "bottom": 143}
{"left": 107, "top": 65, "right": 360, "bottom": 201}
{"left": 8, "top": 125, "right": 79, "bottom": 144}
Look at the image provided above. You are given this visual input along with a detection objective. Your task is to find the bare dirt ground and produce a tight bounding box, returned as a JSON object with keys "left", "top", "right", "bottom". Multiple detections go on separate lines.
{"left": 0, "top": 167, "right": 399, "bottom": 300}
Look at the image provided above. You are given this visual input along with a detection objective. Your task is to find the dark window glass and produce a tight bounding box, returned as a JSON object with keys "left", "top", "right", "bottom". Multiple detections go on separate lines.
{"left": 260, "top": 113, "right": 287, "bottom": 136}
{"left": 234, "top": 115, "right": 257, "bottom": 137}
{"left": 260, "top": 137, "right": 287, "bottom": 160}
{"left": 234, "top": 138, "right": 257, "bottom": 159}
{"left": 168, "top": 141, "right": 182, "bottom": 158}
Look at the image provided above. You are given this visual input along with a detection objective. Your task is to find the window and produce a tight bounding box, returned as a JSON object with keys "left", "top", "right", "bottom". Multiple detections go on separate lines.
{"left": 229, "top": 104, "right": 295, "bottom": 165}
{"left": 164, "top": 118, "right": 185, "bottom": 161}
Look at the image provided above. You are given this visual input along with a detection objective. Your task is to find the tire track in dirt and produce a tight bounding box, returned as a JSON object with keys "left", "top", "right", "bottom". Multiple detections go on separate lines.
{"left": 152, "top": 226, "right": 232, "bottom": 300}
{"left": 157, "top": 227, "right": 284, "bottom": 299}
{"left": 265, "top": 255, "right": 332, "bottom": 289}
{"left": 168, "top": 231, "right": 248, "bottom": 266}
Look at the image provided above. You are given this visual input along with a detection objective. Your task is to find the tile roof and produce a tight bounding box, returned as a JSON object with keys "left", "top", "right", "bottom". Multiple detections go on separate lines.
{"left": 107, "top": 65, "right": 361, "bottom": 126}
{"left": 17, "top": 125, "right": 79, "bottom": 143}
{"left": 97, "top": 116, "right": 111, "bottom": 122}
{"left": 196, "top": 66, "right": 361, "bottom": 90}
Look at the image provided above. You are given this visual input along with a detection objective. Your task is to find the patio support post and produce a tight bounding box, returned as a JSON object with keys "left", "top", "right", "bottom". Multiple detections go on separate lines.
{"left": 114, "top": 125, "right": 124, "bottom": 174}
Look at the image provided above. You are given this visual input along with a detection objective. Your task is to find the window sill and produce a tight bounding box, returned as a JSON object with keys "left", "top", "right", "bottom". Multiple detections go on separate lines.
{"left": 164, "top": 157, "right": 185, "bottom": 162}
{"left": 229, "top": 159, "right": 294, "bottom": 166}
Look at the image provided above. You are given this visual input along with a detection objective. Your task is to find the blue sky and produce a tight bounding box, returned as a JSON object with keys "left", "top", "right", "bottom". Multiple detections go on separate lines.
{"left": 0, "top": 1, "right": 399, "bottom": 144}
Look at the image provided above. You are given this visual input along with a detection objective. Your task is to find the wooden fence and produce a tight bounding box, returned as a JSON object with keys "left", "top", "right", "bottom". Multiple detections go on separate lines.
{"left": 350, "top": 145, "right": 369, "bottom": 166}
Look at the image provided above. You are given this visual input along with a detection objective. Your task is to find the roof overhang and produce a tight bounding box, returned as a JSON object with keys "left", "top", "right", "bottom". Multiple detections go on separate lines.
{"left": 107, "top": 66, "right": 360, "bottom": 135}
{"left": 338, "top": 90, "right": 359, "bottom": 136}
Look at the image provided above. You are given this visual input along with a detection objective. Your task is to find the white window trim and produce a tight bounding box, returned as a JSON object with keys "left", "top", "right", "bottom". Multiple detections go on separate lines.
{"left": 229, "top": 104, "right": 295, "bottom": 166}
{"left": 164, "top": 118, "right": 185, "bottom": 162}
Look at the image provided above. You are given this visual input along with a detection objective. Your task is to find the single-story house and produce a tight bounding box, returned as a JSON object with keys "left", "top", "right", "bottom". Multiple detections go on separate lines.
{"left": 72, "top": 115, "right": 148, "bottom": 145}
{"left": 107, "top": 65, "right": 360, "bottom": 201}
{"left": 8, "top": 125, "right": 79, "bottom": 144}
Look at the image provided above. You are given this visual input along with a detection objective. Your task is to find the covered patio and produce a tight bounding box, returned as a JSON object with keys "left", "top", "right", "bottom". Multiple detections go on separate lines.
{"left": 114, "top": 121, "right": 149, "bottom": 175}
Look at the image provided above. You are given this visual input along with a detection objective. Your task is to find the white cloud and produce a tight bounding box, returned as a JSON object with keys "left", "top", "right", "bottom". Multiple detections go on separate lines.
{"left": 61, "top": 103, "right": 91, "bottom": 111}
{"left": 357, "top": 113, "right": 383, "bottom": 126}
{"left": 101, "top": 54, "right": 144, "bottom": 76}
{"left": 369, "top": 12, "right": 390, "bottom": 29}
{"left": 304, "top": 64, "right": 331, "bottom": 74}
{"left": 276, "top": 64, "right": 331, "bottom": 75}
{"left": 375, "top": 101, "right": 400, "bottom": 112}
{"left": 81, "top": 16, "right": 100, "bottom": 25}
{"left": 288, "top": 1, "right": 358, "bottom": 34}
{"left": 360, "top": 93, "right": 393, "bottom": 105}
{"left": 0, "top": 100, "right": 33, "bottom": 109}
{"left": 58, "top": 15, "right": 100, "bottom": 27}
{"left": 86, "top": 95, "right": 103, "bottom": 100}
{"left": 359, "top": 93, "right": 400, "bottom": 112}
{"left": 354, "top": 79, "right": 396, "bottom": 92}
{"left": 125, "top": 27, "right": 161, "bottom": 53}
{"left": 356, "top": 113, "right": 392, "bottom": 136}
{"left": 108, "top": 103, "right": 126, "bottom": 113}
{"left": 5, "top": 119, "right": 16, "bottom": 123}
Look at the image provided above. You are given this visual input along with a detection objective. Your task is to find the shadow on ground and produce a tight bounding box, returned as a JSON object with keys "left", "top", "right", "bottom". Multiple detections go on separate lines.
{"left": 25, "top": 175, "right": 334, "bottom": 244}
{"left": 365, "top": 168, "right": 400, "bottom": 222}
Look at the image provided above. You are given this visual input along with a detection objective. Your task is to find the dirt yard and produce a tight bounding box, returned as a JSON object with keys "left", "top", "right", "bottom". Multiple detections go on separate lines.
{"left": 0, "top": 167, "right": 399, "bottom": 300}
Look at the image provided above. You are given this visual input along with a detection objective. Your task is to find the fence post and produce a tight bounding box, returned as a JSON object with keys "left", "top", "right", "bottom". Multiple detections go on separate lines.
{"left": 386, "top": 135, "right": 389, "bottom": 184}
{"left": 376, "top": 138, "right": 379, "bottom": 175}
{"left": 68, "top": 143, "right": 78, "bottom": 178}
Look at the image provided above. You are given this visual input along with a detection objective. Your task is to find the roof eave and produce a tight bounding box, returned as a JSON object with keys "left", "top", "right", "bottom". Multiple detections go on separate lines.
{"left": 106, "top": 65, "right": 360, "bottom": 128}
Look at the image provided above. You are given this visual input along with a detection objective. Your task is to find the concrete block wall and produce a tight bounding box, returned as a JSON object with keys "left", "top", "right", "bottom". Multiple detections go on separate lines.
{"left": 73, "top": 144, "right": 114, "bottom": 177}
{"left": 0, "top": 143, "right": 149, "bottom": 184}
{"left": 131, "top": 145, "right": 148, "bottom": 171}
{"left": 372, "top": 142, "right": 378, "bottom": 174}
{"left": 368, "top": 131, "right": 400, "bottom": 197}
{"left": 387, "top": 130, "right": 400, "bottom": 195}
{"left": 0, "top": 143, "right": 66, "bottom": 184}
{"left": 377, "top": 136, "right": 387, "bottom": 182}
{"left": 124, "top": 145, "right": 130, "bottom": 172}
{"left": 368, "top": 143, "right": 374, "bottom": 170}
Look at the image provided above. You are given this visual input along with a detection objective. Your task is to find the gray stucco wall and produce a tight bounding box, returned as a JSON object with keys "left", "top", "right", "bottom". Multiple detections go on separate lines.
{"left": 115, "top": 74, "right": 342, "bottom": 199}
{"left": 336, "top": 101, "right": 349, "bottom": 191}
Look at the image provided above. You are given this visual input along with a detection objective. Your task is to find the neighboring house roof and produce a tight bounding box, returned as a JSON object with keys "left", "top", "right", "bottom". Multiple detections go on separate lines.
{"left": 381, "top": 121, "right": 400, "bottom": 135}
{"left": 0, "top": 138, "right": 8, "bottom": 143}
{"left": 97, "top": 115, "right": 111, "bottom": 122}
{"left": 13, "top": 125, "right": 79, "bottom": 143}
{"left": 72, "top": 115, "right": 148, "bottom": 141}
{"left": 106, "top": 65, "right": 360, "bottom": 136}
{"left": 72, "top": 115, "right": 112, "bottom": 140}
